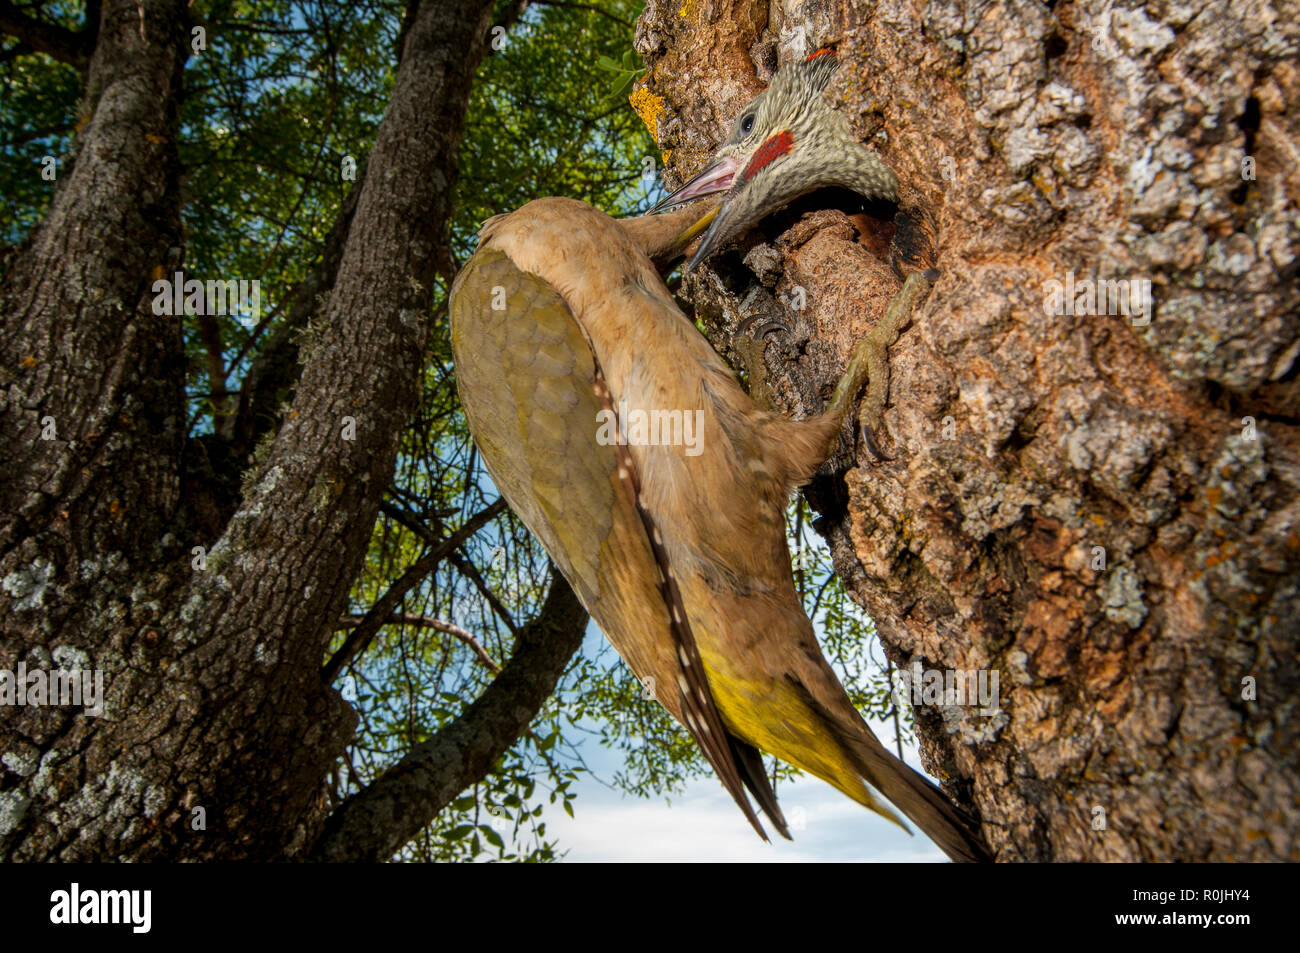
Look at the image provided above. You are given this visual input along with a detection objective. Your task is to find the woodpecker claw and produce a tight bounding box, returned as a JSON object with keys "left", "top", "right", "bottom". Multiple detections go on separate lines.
{"left": 732, "top": 315, "right": 791, "bottom": 410}
{"left": 738, "top": 315, "right": 790, "bottom": 341}
{"left": 861, "top": 423, "right": 894, "bottom": 461}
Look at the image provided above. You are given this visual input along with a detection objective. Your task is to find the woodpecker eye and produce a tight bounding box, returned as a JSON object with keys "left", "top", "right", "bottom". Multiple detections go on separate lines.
{"left": 740, "top": 113, "right": 755, "bottom": 136}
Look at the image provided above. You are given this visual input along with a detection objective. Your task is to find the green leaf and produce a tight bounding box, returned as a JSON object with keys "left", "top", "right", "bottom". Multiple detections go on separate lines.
{"left": 611, "top": 74, "right": 636, "bottom": 100}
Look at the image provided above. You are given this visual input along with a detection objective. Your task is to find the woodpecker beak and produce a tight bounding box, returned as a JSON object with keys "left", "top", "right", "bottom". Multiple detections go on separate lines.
{"left": 672, "top": 205, "right": 718, "bottom": 252}
{"left": 651, "top": 155, "right": 741, "bottom": 212}
{"left": 683, "top": 196, "right": 741, "bottom": 271}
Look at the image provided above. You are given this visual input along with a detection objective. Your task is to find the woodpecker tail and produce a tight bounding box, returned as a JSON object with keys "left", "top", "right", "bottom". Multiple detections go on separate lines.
{"left": 809, "top": 691, "right": 992, "bottom": 863}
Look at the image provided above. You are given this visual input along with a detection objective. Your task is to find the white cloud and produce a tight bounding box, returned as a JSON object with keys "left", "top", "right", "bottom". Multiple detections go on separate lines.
{"left": 550, "top": 775, "right": 948, "bottom": 863}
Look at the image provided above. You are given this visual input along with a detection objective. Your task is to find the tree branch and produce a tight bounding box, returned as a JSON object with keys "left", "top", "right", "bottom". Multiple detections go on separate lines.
{"left": 310, "top": 569, "right": 587, "bottom": 861}
{"left": 195, "top": 297, "right": 229, "bottom": 419}
{"left": 448, "top": 550, "right": 519, "bottom": 635}
{"left": 380, "top": 499, "right": 520, "bottom": 634}
{"left": 222, "top": 157, "right": 366, "bottom": 456}
{"left": 535, "top": 1, "right": 633, "bottom": 29}
{"left": 321, "top": 499, "right": 506, "bottom": 683}
{"left": 0, "top": 1, "right": 95, "bottom": 67}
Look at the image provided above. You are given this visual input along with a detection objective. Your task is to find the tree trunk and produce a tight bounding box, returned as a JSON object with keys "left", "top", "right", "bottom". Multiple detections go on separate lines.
{"left": 0, "top": 0, "right": 500, "bottom": 860}
{"left": 636, "top": 0, "right": 1299, "bottom": 860}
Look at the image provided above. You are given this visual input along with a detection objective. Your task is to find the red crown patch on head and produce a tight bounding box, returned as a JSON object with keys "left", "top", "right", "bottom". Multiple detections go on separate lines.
{"left": 806, "top": 48, "right": 836, "bottom": 61}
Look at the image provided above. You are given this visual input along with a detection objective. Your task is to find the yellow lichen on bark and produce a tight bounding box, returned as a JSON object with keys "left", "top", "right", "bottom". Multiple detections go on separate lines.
{"left": 629, "top": 85, "right": 664, "bottom": 144}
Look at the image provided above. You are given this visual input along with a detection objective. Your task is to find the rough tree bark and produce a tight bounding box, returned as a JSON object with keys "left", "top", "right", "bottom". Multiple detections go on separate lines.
{"left": 0, "top": 0, "right": 577, "bottom": 862}
{"left": 636, "top": 0, "right": 1299, "bottom": 860}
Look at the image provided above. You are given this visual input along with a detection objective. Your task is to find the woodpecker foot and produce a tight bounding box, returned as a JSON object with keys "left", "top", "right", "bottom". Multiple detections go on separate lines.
{"left": 825, "top": 270, "right": 935, "bottom": 460}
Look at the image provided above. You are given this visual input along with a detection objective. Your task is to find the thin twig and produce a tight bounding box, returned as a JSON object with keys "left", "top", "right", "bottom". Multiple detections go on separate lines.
{"left": 322, "top": 499, "right": 506, "bottom": 682}
{"left": 337, "top": 613, "right": 501, "bottom": 673}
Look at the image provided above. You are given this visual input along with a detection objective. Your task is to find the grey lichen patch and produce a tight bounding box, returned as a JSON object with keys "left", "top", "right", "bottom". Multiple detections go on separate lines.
{"left": 1124, "top": 143, "right": 1195, "bottom": 224}
{"left": 142, "top": 783, "right": 168, "bottom": 818}
{"left": 958, "top": 480, "right": 1043, "bottom": 539}
{"left": 1101, "top": 565, "right": 1148, "bottom": 629}
{"left": 51, "top": 645, "right": 92, "bottom": 671}
{"left": 77, "top": 551, "right": 127, "bottom": 583}
{"left": 29, "top": 747, "right": 63, "bottom": 799}
{"left": 3, "top": 557, "right": 55, "bottom": 611}
{"left": 178, "top": 591, "right": 206, "bottom": 625}
{"left": 60, "top": 760, "right": 150, "bottom": 833}
{"left": 957, "top": 373, "right": 1034, "bottom": 454}
{"left": 1111, "top": 5, "right": 1176, "bottom": 56}
{"left": 203, "top": 538, "right": 235, "bottom": 576}
{"left": 248, "top": 463, "right": 285, "bottom": 510}
{"left": 941, "top": 702, "right": 1010, "bottom": 746}
{"left": 0, "top": 790, "right": 32, "bottom": 836}
{"left": 1204, "top": 232, "right": 1258, "bottom": 280}
{"left": 1142, "top": 267, "right": 1299, "bottom": 391}
{"left": 1004, "top": 648, "right": 1035, "bottom": 686}
{"left": 2, "top": 745, "right": 40, "bottom": 778}
{"left": 1130, "top": 221, "right": 1208, "bottom": 270}
{"left": 996, "top": 79, "right": 1099, "bottom": 197}
{"left": 742, "top": 242, "right": 782, "bottom": 286}
{"left": 1055, "top": 386, "right": 1173, "bottom": 502}
{"left": 128, "top": 580, "right": 162, "bottom": 616}
{"left": 1206, "top": 430, "right": 1270, "bottom": 524}
{"left": 240, "top": 442, "right": 279, "bottom": 499}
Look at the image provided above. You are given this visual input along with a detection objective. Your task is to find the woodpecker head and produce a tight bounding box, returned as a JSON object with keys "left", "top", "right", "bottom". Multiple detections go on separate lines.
{"left": 655, "top": 51, "right": 899, "bottom": 270}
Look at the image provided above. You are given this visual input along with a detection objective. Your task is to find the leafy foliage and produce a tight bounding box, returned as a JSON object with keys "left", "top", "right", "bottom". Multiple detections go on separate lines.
{"left": 595, "top": 48, "right": 645, "bottom": 101}
{"left": 0, "top": 6, "right": 81, "bottom": 244}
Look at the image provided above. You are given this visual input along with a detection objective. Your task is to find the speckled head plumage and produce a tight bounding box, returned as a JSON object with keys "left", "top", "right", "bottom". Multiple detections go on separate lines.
{"left": 654, "top": 51, "right": 899, "bottom": 269}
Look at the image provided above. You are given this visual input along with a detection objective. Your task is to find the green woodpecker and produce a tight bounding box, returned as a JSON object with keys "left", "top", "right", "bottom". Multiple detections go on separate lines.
{"left": 449, "top": 53, "right": 989, "bottom": 862}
